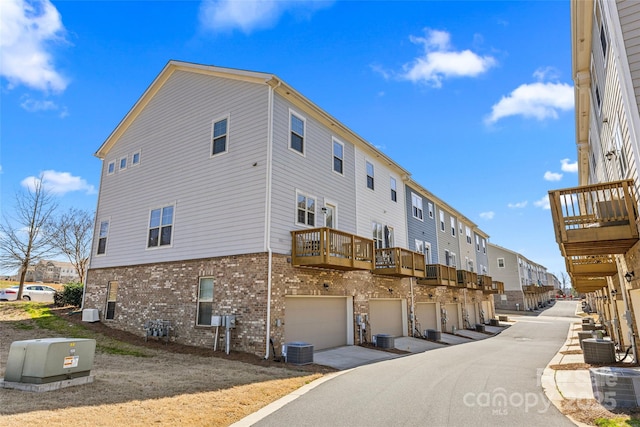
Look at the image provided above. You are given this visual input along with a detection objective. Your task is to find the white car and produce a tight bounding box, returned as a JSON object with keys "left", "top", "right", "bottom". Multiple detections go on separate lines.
{"left": 0, "top": 285, "right": 57, "bottom": 302}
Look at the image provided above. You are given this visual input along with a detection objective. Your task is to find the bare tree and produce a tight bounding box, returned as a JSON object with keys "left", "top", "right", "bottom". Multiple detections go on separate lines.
{"left": 48, "top": 208, "right": 93, "bottom": 284}
{"left": 0, "top": 178, "right": 58, "bottom": 300}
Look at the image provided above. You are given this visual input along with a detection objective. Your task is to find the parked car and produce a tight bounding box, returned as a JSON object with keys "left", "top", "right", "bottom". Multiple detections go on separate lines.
{"left": 0, "top": 285, "right": 57, "bottom": 302}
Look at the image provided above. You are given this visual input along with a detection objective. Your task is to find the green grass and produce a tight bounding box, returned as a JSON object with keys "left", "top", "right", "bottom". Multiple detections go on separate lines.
{"left": 20, "top": 303, "right": 150, "bottom": 357}
{"left": 595, "top": 417, "right": 640, "bottom": 427}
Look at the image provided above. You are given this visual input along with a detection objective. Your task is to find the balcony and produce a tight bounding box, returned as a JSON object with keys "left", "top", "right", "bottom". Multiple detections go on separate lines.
{"left": 565, "top": 255, "right": 617, "bottom": 277}
{"left": 374, "top": 248, "right": 426, "bottom": 278}
{"left": 548, "top": 180, "right": 639, "bottom": 256}
{"left": 291, "top": 227, "right": 374, "bottom": 271}
{"left": 478, "top": 274, "right": 493, "bottom": 290}
{"left": 417, "top": 264, "right": 457, "bottom": 287}
{"left": 457, "top": 270, "right": 478, "bottom": 289}
{"left": 572, "top": 276, "right": 608, "bottom": 293}
{"left": 486, "top": 281, "right": 504, "bottom": 294}
{"left": 523, "top": 285, "right": 555, "bottom": 294}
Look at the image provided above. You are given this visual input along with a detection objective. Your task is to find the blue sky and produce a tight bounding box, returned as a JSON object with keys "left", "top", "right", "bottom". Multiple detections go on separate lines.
{"left": 1, "top": 0, "right": 576, "bottom": 280}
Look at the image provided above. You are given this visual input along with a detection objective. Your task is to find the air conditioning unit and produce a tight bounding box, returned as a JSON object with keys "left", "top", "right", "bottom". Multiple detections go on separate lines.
{"left": 591, "top": 367, "right": 640, "bottom": 409}
{"left": 577, "top": 331, "right": 596, "bottom": 349}
{"left": 489, "top": 319, "right": 500, "bottom": 327}
{"left": 475, "top": 324, "right": 485, "bottom": 333}
{"left": 82, "top": 309, "right": 99, "bottom": 322}
{"left": 375, "top": 334, "right": 395, "bottom": 349}
{"left": 4, "top": 338, "right": 96, "bottom": 384}
{"left": 583, "top": 339, "right": 616, "bottom": 364}
{"left": 285, "top": 342, "right": 313, "bottom": 365}
{"left": 424, "top": 329, "right": 441, "bottom": 341}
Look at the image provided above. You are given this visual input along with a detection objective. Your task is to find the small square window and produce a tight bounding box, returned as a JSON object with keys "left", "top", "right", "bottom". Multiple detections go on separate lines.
{"left": 119, "top": 157, "right": 127, "bottom": 170}
{"left": 132, "top": 151, "right": 141, "bottom": 165}
{"left": 107, "top": 161, "right": 115, "bottom": 175}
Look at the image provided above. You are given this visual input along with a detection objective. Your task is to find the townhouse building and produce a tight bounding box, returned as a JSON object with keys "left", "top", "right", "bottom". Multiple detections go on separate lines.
{"left": 84, "top": 60, "right": 503, "bottom": 357}
{"left": 549, "top": 0, "right": 640, "bottom": 355}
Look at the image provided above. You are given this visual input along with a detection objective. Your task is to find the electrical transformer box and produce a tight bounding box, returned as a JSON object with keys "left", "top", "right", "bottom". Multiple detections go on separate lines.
{"left": 4, "top": 338, "right": 96, "bottom": 384}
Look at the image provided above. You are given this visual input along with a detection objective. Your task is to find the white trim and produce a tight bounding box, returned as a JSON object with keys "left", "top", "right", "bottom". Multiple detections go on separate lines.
{"left": 323, "top": 199, "right": 338, "bottom": 229}
{"left": 288, "top": 108, "right": 306, "bottom": 157}
{"left": 195, "top": 276, "right": 215, "bottom": 327}
{"left": 295, "top": 189, "right": 317, "bottom": 228}
{"left": 411, "top": 192, "right": 423, "bottom": 221}
{"left": 365, "top": 160, "right": 375, "bottom": 191}
{"left": 95, "top": 218, "right": 111, "bottom": 257}
{"left": 145, "top": 203, "right": 176, "bottom": 250}
{"left": 210, "top": 114, "right": 230, "bottom": 158}
{"left": 332, "top": 137, "right": 344, "bottom": 175}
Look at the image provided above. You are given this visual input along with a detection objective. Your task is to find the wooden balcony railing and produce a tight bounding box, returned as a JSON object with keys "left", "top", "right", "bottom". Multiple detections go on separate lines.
{"left": 523, "top": 284, "right": 555, "bottom": 294}
{"left": 565, "top": 255, "right": 617, "bottom": 277}
{"left": 374, "top": 248, "right": 426, "bottom": 278}
{"left": 572, "top": 276, "right": 608, "bottom": 293}
{"left": 291, "top": 227, "right": 374, "bottom": 270}
{"left": 417, "top": 264, "right": 457, "bottom": 287}
{"left": 478, "top": 274, "right": 493, "bottom": 288}
{"left": 457, "top": 270, "right": 478, "bottom": 289}
{"left": 491, "top": 281, "right": 505, "bottom": 294}
{"left": 549, "top": 180, "right": 639, "bottom": 256}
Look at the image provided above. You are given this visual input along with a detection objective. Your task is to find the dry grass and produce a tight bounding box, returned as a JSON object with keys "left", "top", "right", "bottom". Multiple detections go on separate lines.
{"left": 0, "top": 302, "right": 324, "bottom": 426}
{"left": 560, "top": 349, "right": 583, "bottom": 355}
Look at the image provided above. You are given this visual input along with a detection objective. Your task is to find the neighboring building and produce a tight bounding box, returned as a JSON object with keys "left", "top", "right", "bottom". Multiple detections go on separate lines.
{"left": 487, "top": 243, "right": 554, "bottom": 311}
{"left": 84, "top": 61, "right": 515, "bottom": 357}
{"left": 18, "top": 260, "right": 79, "bottom": 283}
{"left": 549, "top": 0, "right": 640, "bottom": 355}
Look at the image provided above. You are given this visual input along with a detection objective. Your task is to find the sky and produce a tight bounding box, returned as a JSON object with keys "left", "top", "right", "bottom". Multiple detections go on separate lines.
{"left": 0, "top": 0, "right": 577, "bottom": 280}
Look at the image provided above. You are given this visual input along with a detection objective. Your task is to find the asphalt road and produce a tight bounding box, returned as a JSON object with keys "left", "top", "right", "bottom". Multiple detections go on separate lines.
{"left": 254, "top": 301, "right": 579, "bottom": 427}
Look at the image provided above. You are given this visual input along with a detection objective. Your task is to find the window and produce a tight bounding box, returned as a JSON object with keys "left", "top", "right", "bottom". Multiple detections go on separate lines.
{"left": 476, "top": 235, "right": 480, "bottom": 251}
{"left": 614, "top": 125, "right": 628, "bottom": 177}
{"left": 373, "top": 222, "right": 393, "bottom": 249}
{"left": 445, "top": 250, "right": 457, "bottom": 267}
{"left": 105, "top": 281, "right": 118, "bottom": 320}
{"left": 296, "top": 193, "right": 315, "bottom": 226}
{"left": 415, "top": 239, "right": 424, "bottom": 254}
{"left": 439, "top": 211, "right": 445, "bottom": 232}
{"left": 450, "top": 217, "right": 456, "bottom": 236}
{"left": 411, "top": 193, "right": 423, "bottom": 220}
{"left": 107, "top": 161, "right": 115, "bottom": 175}
{"left": 97, "top": 220, "right": 109, "bottom": 255}
{"left": 428, "top": 203, "right": 434, "bottom": 219}
{"left": 212, "top": 117, "right": 228, "bottom": 156}
{"left": 465, "top": 227, "right": 472, "bottom": 244}
{"left": 132, "top": 151, "right": 141, "bottom": 166}
{"left": 600, "top": 23, "right": 607, "bottom": 56}
{"left": 148, "top": 205, "right": 174, "bottom": 248}
{"left": 119, "top": 157, "right": 127, "bottom": 170}
{"left": 425, "top": 242, "right": 432, "bottom": 264}
{"left": 498, "top": 258, "right": 505, "bottom": 268}
{"left": 390, "top": 177, "right": 397, "bottom": 202}
{"left": 366, "top": 161, "right": 375, "bottom": 190}
{"left": 333, "top": 139, "right": 343, "bottom": 174}
{"left": 595, "top": 85, "right": 601, "bottom": 108}
{"left": 290, "top": 112, "right": 305, "bottom": 154}
{"left": 324, "top": 203, "right": 336, "bottom": 228}
{"left": 482, "top": 239, "right": 486, "bottom": 254}
{"left": 196, "top": 277, "right": 214, "bottom": 326}
{"left": 468, "top": 259, "right": 474, "bottom": 272}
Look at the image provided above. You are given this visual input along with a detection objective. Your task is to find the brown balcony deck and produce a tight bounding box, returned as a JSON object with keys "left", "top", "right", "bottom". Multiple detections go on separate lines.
{"left": 417, "top": 264, "right": 457, "bottom": 287}
{"left": 572, "top": 276, "right": 608, "bottom": 293}
{"left": 457, "top": 270, "right": 478, "bottom": 289}
{"left": 565, "top": 255, "right": 617, "bottom": 277}
{"left": 485, "top": 281, "right": 504, "bottom": 294}
{"left": 549, "top": 180, "right": 639, "bottom": 256}
{"left": 291, "top": 227, "right": 374, "bottom": 270}
{"left": 523, "top": 285, "right": 555, "bottom": 294}
{"left": 374, "top": 248, "right": 426, "bottom": 278}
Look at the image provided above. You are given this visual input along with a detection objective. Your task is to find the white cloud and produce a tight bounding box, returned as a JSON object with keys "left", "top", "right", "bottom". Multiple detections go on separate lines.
{"left": 20, "top": 95, "right": 68, "bottom": 117}
{"left": 544, "top": 171, "right": 563, "bottom": 181}
{"left": 400, "top": 28, "right": 496, "bottom": 87}
{"left": 199, "top": 0, "right": 332, "bottom": 34}
{"left": 534, "top": 195, "right": 550, "bottom": 210}
{"left": 533, "top": 66, "right": 561, "bottom": 82}
{"left": 479, "top": 211, "right": 495, "bottom": 220}
{"left": 21, "top": 170, "right": 96, "bottom": 196}
{"left": 561, "top": 158, "right": 578, "bottom": 173}
{"left": 0, "top": 0, "right": 68, "bottom": 93}
{"left": 485, "top": 81, "right": 573, "bottom": 124}
{"left": 507, "top": 201, "right": 528, "bottom": 209}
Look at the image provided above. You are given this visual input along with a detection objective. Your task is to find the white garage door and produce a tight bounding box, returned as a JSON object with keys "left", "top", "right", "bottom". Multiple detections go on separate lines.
{"left": 466, "top": 303, "right": 477, "bottom": 327}
{"left": 481, "top": 301, "right": 491, "bottom": 323}
{"left": 370, "top": 299, "right": 404, "bottom": 337}
{"left": 415, "top": 302, "right": 438, "bottom": 331}
{"left": 285, "top": 296, "right": 348, "bottom": 350}
{"left": 444, "top": 303, "right": 460, "bottom": 333}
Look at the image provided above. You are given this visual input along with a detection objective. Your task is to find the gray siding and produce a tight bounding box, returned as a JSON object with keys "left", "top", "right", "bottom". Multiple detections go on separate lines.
{"left": 474, "top": 232, "right": 490, "bottom": 274}
{"left": 91, "top": 71, "right": 270, "bottom": 268}
{"left": 487, "top": 244, "right": 521, "bottom": 291}
{"left": 405, "top": 184, "right": 438, "bottom": 263}
{"left": 269, "top": 94, "right": 358, "bottom": 254}
{"left": 458, "top": 219, "right": 476, "bottom": 272}
{"left": 435, "top": 205, "right": 460, "bottom": 267}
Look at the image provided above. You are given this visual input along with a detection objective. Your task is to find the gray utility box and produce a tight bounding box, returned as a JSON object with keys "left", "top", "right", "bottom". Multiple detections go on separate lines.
{"left": 284, "top": 342, "right": 313, "bottom": 365}
{"left": 4, "top": 338, "right": 96, "bottom": 384}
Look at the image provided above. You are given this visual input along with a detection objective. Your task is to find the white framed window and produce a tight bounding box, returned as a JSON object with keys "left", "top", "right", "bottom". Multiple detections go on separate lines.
{"left": 105, "top": 281, "right": 118, "bottom": 320}
{"left": 439, "top": 211, "right": 445, "bottom": 232}
{"left": 211, "top": 116, "right": 229, "bottom": 156}
{"left": 450, "top": 217, "right": 456, "bottom": 236}
{"left": 411, "top": 193, "right": 423, "bottom": 220}
{"left": 372, "top": 222, "right": 383, "bottom": 249}
{"left": 498, "top": 258, "right": 505, "bottom": 268}
{"left": 196, "top": 277, "right": 214, "bottom": 326}
{"left": 366, "top": 161, "right": 375, "bottom": 190}
{"left": 445, "top": 250, "right": 457, "bottom": 267}
{"left": 465, "top": 227, "right": 472, "bottom": 244}
{"left": 132, "top": 151, "right": 141, "bottom": 166}
{"left": 148, "top": 205, "right": 174, "bottom": 248}
{"left": 97, "top": 220, "right": 109, "bottom": 255}
{"left": 289, "top": 111, "right": 305, "bottom": 155}
{"left": 333, "top": 138, "right": 344, "bottom": 174}
{"left": 415, "top": 239, "right": 424, "bottom": 254}
{"left": 428, "top": 203, "right": 434, "bottom": 219}
{"left": 476, "top": 235, "right": 480, "bottom": 251}
{"left": 468, "top": 259, "right": 474, "bottom": 272}
{"left": 119, "top": 156, "right": 127, "bottom": 171}
{"left": 107, "top": 161, "right": 115, "bottom": 175}
{"left": 425, "top": 242, "right": 432, "bottom": 264}
{"left": 296, "top": 192, "right": 316, "bottom": 226}
{"left": 390, "top": 177, "right": 397, "bottom": 202}
{"left": 482, "top": 239, "right": 486, "bottom": 254}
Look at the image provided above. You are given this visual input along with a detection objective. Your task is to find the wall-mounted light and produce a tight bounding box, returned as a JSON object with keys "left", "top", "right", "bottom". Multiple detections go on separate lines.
{"left": 321, "top": 207, "right": 327, "bottom": 215}
{"left": 625, "top": 271, "right": 635, "bottom": 283}
{"left": 605, "top": 150, "right": 616, "bottom": 161}
{"left": 323, "top": 283, "right": 329, "bottom": 290}
{"left": 453, "top": 297, "right": 458, "bottom": 302}
{"left": 388, "top": 288, "right": 393, "bottom": 294}
{"left": 611, "top": 289, "right": 618, "bottom": 296}
{"left": 428, "top": 293, "right": 433, "bottom": 299}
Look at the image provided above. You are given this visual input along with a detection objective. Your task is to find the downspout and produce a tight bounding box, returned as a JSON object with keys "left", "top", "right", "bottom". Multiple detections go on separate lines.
{"left": 264, "top": 81, "right": 278, "bottom": 359}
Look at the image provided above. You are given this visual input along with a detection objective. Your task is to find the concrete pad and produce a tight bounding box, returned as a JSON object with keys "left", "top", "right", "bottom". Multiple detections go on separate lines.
{"left": 454, "top": 329, "right": 492, "bottom": 340}
{"left": 313, "top": 346, "right": 401, "bottom": 370}
{"left": 561, "top": 354, "right": 585, "bottom": 364}
{"left": 555, "top": 370, "right": 594, "bottom": 400}
{"left": 0, "top": 375, "right": 94, "bottom": 392}
{"left": 394, "top": 336, "right": 446, "bottom": 353}
{"left": 439, "top": 332, "right": 473, "bottom": 345}
{"left": 483, "top": 325, "right": 505, "bottom": 334}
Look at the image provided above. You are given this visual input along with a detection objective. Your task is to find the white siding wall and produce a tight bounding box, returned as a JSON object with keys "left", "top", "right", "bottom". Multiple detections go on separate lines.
{"left": 91, "top": 71, "right": 270, "bottom": 268}
{"left": 487, "top": 245, "right": 521, "bottom": 291}
{"left": 355, "top": 149, "right": 407, "bottom": 249}
{"left": 269, "top": 94, "right": 358, "bottom": 254}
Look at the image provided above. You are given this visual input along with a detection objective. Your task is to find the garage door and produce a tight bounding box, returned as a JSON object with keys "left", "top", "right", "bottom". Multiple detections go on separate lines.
{"left": 481, "top": 301, "right": 491, "bottom": 323}
{"left": 415, "top": 302, "right": 438, "bottom": 332}
{"left": 465, "top": 303, "right": 477, "bottom": 328}
{"left": 285, "top": 296, "right": 348, "bottom": 350}
{"left": 370, "top": 299, "right": 404, "bottom": 337}
{"left": 444, "top": 303, "right": 460, "bottom": 333}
